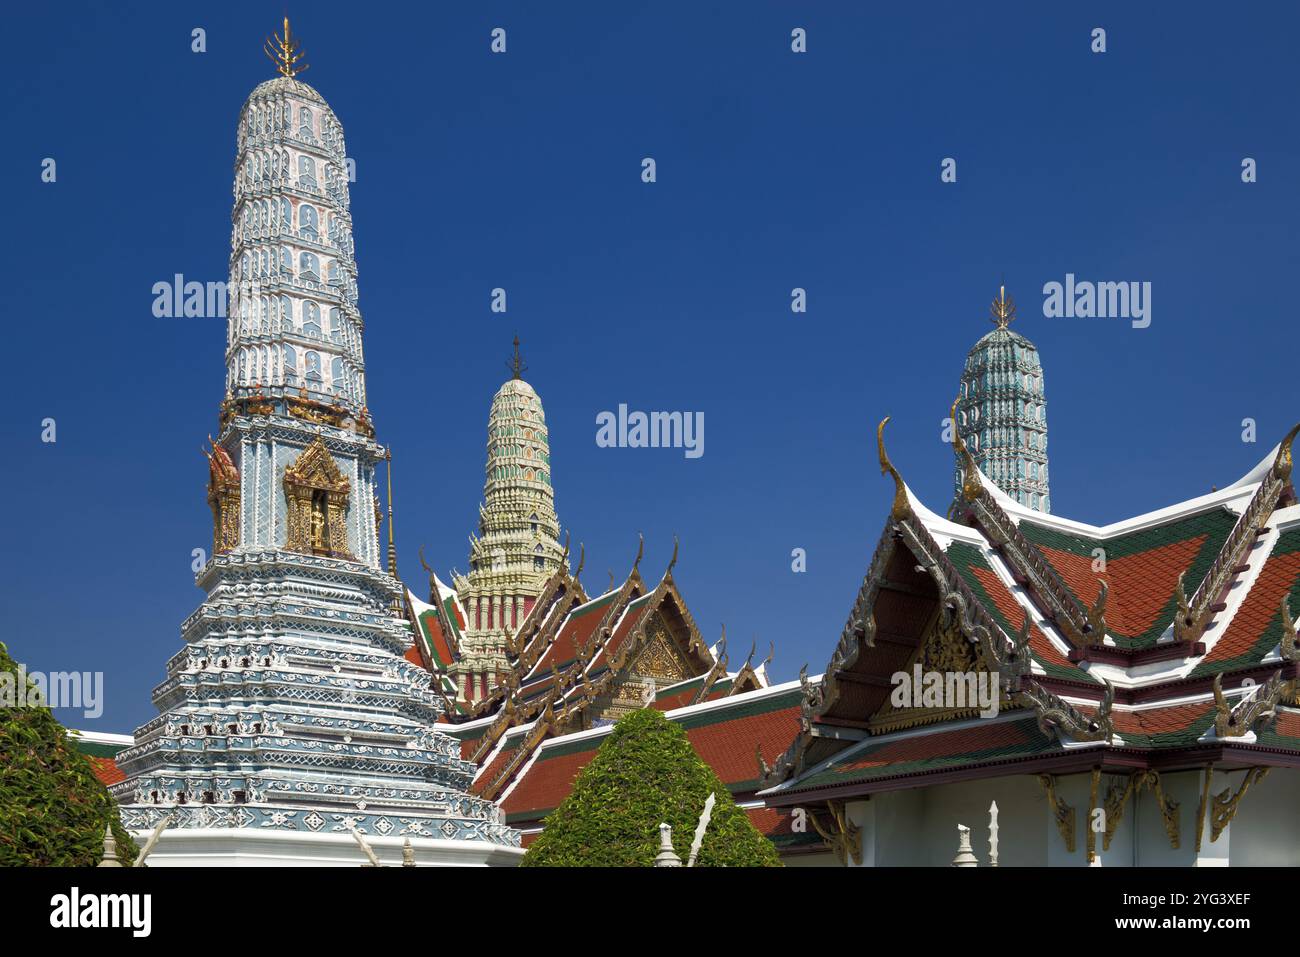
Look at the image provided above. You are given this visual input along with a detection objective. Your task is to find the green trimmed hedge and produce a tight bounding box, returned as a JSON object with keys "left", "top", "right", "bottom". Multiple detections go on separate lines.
{"left": 521, "top": 708, "right": 780, "bottom": 867}
{"left": 0, "top": 641, "right": 138, "bottom": 866}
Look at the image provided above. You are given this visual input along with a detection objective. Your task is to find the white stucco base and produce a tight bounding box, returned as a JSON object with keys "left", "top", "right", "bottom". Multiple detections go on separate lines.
{"left": 130, "top": 827, "right": 525, "bottom": 867}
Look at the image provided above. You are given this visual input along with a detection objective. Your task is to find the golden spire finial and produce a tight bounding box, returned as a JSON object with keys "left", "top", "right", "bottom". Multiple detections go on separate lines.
{"left": 508, "top": 335, "right": 527, "bottom": 380}
{"left": 990, "top": 284, "right": 1016, "bottom": 328}
{"left": 265, "top": 16, "right": 309, "bottom": 78}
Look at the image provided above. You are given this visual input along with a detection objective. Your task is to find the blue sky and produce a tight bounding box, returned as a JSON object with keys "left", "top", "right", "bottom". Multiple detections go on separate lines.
{"left": 2, "top": 1, "right": 1296, "bottom": 731}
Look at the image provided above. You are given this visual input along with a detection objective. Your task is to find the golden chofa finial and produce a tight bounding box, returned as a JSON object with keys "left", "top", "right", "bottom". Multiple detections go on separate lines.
{"left": 950, "top": 398, "right": 983, "bottom": 503}
{"left": 1273, "top": 422, "right": 1300, "bottom": 481}
{"left": 876, "top": 417, "right": 912, "bottom": 521}
{"left": 990, "top": 284, "right": 1016, "bottom": 328}
{"left": 265, "top": 17, "right": 309, "bottom": 78}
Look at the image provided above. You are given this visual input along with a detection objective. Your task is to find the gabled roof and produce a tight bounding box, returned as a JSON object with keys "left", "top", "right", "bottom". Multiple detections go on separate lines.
{"left": 446, "top": 547, "right": 766, "bottom": 776}
{"left": 1015, "top": 507, "right": 1237, "bottom": 649}
{"left": 406, "top": 587, "right": 464, "bottom": 708}
{"left": 760, "top": 419, "right": 1300, "bottom": 803}
{"left": 1191, "top": 526, "right": 1300, "bottom": 676}
{"left": 495, "top": 680, "right": 812, "bottom": 850}
{"left": 70, "top": 730, "right": 133, "bottom": 788}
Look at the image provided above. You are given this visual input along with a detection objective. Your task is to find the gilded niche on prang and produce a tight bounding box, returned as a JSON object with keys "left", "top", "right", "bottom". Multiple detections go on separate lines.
{"left": 205, "top": 438, "right": 241, "bottom": 555}
{"left": 283, "top": 437, "right": 352, "bottom": 558}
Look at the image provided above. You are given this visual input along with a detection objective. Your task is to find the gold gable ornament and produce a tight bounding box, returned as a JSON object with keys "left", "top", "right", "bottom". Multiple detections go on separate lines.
{"left": 868, "top": 608, "right": 1003, "bottom": 735}
{"left": 283, "top": 437, "right": 353, "bottom": 558}
{"left": 205, "top": 437, "right": 241, "bottom": 555}
{"left": 636, "top": 623, "right": 691, "bottom": 682}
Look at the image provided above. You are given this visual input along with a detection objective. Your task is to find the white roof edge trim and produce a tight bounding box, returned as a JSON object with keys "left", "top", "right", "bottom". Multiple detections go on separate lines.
{"left": 70, "top": 729, "right": 135, "bottom": 746}
{"left": 663, "top": 675, "right": 816, "bottom": 721}
{"left": 961, "top": 459, "right": 1259, "bottom": 539}
{"left": 904, "top": 484, "right": 986, "bottom": 546}
{"left": 531, "top": 676, "right": 821, "bottom": 758}
{"left": 1269, "top": 502, "right": 1300, "bottom": 531}
{"left": 406, "top": 588, "right": 435, "bottom": 616}
{"left": 1224, "top": 442, "right": 1283, "bottom": 490}
{"left": 759, "top": 708, "right": 1032, "bottom": 795}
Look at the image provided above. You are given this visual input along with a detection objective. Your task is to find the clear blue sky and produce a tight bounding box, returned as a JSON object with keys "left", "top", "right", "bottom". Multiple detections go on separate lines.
{"left": 2, "top": 1, "right": 1295, "bottom": 732}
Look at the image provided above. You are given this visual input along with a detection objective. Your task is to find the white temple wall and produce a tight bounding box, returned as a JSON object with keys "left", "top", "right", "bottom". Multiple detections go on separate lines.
{"left": 836, "top": 774, "right": 1045, "bottom": 866}
{"left": 1224, "top": 767, "right": 1300, "bottom": 866}
{"left": 912, "top": 774, "right": 1046, "bottom": 866}
{"left": 809, "top": 766, "right": 1299, "bottom": 866}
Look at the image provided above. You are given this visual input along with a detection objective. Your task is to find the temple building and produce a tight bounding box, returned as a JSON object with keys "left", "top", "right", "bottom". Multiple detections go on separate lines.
{"left": 99, "top": 22, "right": 520, "bottom": 865}
{"left": 759, "top": 398, "right": 1300, "bottom": 865}
{"left": 404, "top": 502, "right": 814, "bottom": 855}
{"left": 954, "top": 286, "right": 1050, "bottom": 512}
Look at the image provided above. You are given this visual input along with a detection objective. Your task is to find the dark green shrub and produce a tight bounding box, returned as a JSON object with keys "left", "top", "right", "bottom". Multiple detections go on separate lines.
{"left": 0, "top": 641, "right": 138, "bottom": 866}
{"left": 522, "top": 708, "right": 780, "bottom": 867}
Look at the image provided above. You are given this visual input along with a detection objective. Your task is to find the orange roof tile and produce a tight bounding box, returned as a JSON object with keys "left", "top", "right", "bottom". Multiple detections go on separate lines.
{"left": 87, "top": 755, "right": 126, "bottom": 786}
{"left": 1195, "top": 544, "right": 1300, "bottom": 674}
{"left": 970, "top": 565, "right": 1077, "bottom": 672}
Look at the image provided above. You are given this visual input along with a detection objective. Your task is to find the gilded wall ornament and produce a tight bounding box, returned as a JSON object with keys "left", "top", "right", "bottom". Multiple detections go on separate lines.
{"left": 1037, "top": 774, "right": 1076, "bottom": 854}
{"left": 283, "top": 437, "right": 352, "bottom": 558}
{"left": 205, "top": 439, "right": 241, "bottom": 555}
{"left": 1208, "top": 766, "right": 1269, "bottom": 846}
{"left": 809, "top": 801, "right": 862, "bottom": 866}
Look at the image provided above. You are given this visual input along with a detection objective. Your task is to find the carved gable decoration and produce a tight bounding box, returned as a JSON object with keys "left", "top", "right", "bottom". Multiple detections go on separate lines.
{"left": 582, "top": 611, "right": 697, "bottom": 726}
{"left": 867, "top": 608, "right": 1003, "bottom": 734}
{"left": 283, "top": 437, "right": 353, "bottom": 558}
{"left": 285, "top": 438, "right": 350, "bottom": 494}
{"left": 206, "top": 441, "right": 241, "bottom": 555}
{"left": 633, "top": 619, "right": 691, "bottom": 683}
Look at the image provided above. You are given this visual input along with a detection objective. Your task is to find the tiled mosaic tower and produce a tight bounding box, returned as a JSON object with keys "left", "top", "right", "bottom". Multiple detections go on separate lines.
{"left": 953, "top": 287, "right": 1051, "bottom": 512}
{"left": 451, "top": 344, "right": 565, "bottom": 702}
{"left": 109, "top": 36, "right": 517, "bottom": 851}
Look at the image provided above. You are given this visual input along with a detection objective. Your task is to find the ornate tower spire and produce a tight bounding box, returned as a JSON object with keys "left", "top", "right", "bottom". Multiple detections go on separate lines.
{"left": 451, "top": 349, "right": 564, "bottom": 702}
{"left": 954, "top": 285, "right": 1052, "bottom": 512}
{"left": 109, "top": 34, "right": 518, "bottom": 860}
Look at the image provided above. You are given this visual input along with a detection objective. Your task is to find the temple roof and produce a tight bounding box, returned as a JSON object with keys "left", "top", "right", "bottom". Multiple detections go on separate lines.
{"left": 418, "top": 547, "right": 773, "bottom": 809}
{"left": 69, "top": 731, "right": 133, "bottom": 789}
{"left": 761, "top": 419, "right": 1300, "bottom": 803}
{"left": 487, "top": 678, "right": 819, "bottom": 853}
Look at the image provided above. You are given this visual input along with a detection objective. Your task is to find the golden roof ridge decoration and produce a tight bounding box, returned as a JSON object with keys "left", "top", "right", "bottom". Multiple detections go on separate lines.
{"left": 1274, "top": 422, "right": 1300, "bottom": 480}
{"left": 1212, "top": 670, "right": 1292, "bottom": 738}
{"left": 1181, "top": 421, "right": 1300, "bottom": 645}
{"left": 876, "top": 417, "right": 911, "bottom": 521}
{"left": 1280, "top": 594, "right": 1300, "bottom": 662}
{"left": 1085, "top": 580, "right": 1109, "bottom": 647}
{"left": 950, "top": 398, "right": 983, "bottom": 504}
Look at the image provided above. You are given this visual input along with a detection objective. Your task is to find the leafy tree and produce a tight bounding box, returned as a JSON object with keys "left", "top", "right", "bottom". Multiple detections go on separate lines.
{"left": 521, "top": 707, "right": 781, "bottom": 867}
{"left": 0, "top": 641, "right": 138, "bottom": 865}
